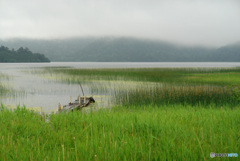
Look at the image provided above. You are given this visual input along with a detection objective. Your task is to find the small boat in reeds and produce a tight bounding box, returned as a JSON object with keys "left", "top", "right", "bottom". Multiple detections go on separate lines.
{"left": 56, "top": 96, "right": 95, "bottom": 114}
{"left": 56, "top": 83, "right": 95, "bottom": 114}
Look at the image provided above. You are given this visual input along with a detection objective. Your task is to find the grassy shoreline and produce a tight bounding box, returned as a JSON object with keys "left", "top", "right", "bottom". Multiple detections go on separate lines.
{"left": 1, "top": 67, "right": 239, "bottom": 160}
{"left": 0, "top": 105, "right": 239, "bottom": 161}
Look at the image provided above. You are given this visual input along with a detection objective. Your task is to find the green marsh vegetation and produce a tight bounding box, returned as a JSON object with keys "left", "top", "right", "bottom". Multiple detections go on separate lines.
{"left": 0, "top": 73, "right": 10, "bottom": 96}
{"left": 40, "top": 67, "right": 240, "bottom": 85}
{"left": 1, "top": 67, "right": 240, "bottom": 160}
{"left": 0, "top": 73, "right": 24, "bottom": 98}
{"left": 0, "top": 105, "right": 239, "bottom": 160}
{"left": 0, "top": 84, "right": 7, "bottom": 96}
{"left": 39, "top": 67, "right": 240, "bottom": 106}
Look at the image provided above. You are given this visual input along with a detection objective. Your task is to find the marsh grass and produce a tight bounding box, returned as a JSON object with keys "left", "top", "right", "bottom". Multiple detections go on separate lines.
{"left": 0, "top": 73, "right": 10, "bottom": 96}
{"left": 37, "top": 67, "right": 240, "bottom": 106}
{"left": 1, "top": 68, "right": 240, "bottom": 160}
{"left": 40, "top": 67, "right": 240, "bottom": 86}
{"left": 115, "top": 84, "right": 239, "bottom": 106}
{"left": 0, "top": 73, "right": 26, "bottom": 100}
{"left": 0, "top": 73, "right": 10, "bottom": 80}
{"left": 0, "top": 104, "right": 239, "bottom": 161}
{"left": 0, "top": 84, "right": 8, "bottom": 96}
{"left": 0, "top": 83, "right": 26, "bottom": 98}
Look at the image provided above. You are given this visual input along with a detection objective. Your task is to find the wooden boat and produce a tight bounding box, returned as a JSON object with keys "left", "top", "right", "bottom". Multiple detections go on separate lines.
{"left": 56, "top": 96, "right": 95, "bottom": 114}
{"left": 56, "top": 83, "right": 95, "bottom": 114}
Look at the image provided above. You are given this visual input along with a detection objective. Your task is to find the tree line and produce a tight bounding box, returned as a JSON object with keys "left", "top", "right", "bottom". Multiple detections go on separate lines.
{"left": 1, "top": 37, "right": 239, "bottom": 62}
{"left": 0, "top": 45, "right": 50, "bottom": 62}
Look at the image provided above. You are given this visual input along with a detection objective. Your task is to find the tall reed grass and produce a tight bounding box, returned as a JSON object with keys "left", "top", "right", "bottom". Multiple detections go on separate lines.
{"left": 0, "top": 105, "right": 239, "bottom": 161}
{"left": 37, "top": 67, "right": 240, "bottom": 107}
{"left": 115, "top": 84, "right": 239, "bottom": 106}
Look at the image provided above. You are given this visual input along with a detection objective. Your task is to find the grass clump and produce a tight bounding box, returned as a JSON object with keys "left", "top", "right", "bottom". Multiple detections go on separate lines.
{"left": 0, "top": 104, "right": 239, "bottom": 161}
{"left": 115, "top": 84, "right": 239, "bottom": 107}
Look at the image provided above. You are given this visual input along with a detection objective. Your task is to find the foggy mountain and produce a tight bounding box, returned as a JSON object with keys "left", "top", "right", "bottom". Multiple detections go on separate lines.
{"left": 0, "top": 37, "right": 239, "bottom": 62}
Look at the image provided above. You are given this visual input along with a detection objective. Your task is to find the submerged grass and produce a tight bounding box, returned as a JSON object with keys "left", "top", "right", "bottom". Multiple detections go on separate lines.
{"left": 0, "top": 105, "right": 239, "bottom": 161}
{"left": 38, "top": 67, "right": 240, "bottom": 106}
{"left": 0, "top": 73, "right": 10, "bottom": 96}
{"left": 0, "top": 73, "right": 22, "bottom": 98}
{"left": 0, "top": 84, "right": 7, "bottom": 96}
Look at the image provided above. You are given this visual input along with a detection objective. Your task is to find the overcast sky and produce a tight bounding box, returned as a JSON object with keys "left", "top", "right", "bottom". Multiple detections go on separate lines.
{"left": 0, "top": 0, "right": 239, "bottom": 46}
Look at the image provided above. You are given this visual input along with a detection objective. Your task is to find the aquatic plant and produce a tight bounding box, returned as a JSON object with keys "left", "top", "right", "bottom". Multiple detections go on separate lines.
{"left": 37, "top": 67, "right": 240, "bottom": 106}
{"left": 0, "top": 73, "right": 9, "bottom": 96}
{"left": 115, "top": 84, "right": 238, "bottom": 106}
{"left": 40, "top": 67, "right": 240, "bottom": 86}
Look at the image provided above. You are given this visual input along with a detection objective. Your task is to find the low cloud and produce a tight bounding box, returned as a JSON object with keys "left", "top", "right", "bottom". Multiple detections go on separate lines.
{"left": 0, "top": 0, "right": 239, "bottom": 46}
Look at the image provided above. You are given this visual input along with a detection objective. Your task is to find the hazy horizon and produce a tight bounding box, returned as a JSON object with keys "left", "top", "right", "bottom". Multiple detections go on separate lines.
{"left": 1, "top": 0, "right": 240, "bottom": 47}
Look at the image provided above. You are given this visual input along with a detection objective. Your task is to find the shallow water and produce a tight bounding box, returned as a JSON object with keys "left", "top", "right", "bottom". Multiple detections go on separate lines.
{"left": 0, "top": 62, "right": 240, "bottom": 112}
{"left": 0, "top": 66, "right": 89, "bottom": 112}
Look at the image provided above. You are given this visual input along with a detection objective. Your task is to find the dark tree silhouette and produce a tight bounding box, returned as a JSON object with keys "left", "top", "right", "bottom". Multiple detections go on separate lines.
{"left": 0, "top": 45, "right": 50, "bottom": 62}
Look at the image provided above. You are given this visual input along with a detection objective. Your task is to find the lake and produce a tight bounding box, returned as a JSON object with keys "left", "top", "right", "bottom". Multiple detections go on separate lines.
{"left": 1, "top": 62, "right": 240, "bottom": 112}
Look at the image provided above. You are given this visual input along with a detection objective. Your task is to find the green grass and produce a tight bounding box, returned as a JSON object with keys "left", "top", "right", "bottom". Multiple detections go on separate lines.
{"left": 37, "top": 67, "right": 240, "bottom": 106}
{"left": 40, "top": 67, "right": 240, "bottom": 86}
{"left": 0, "top": 105, "right": 239, "bottom": 161}
{"left": 1, "top": 67, "right": 240, "bottom": 160}
{"left": 115, "top": 84, "right": 239, "bottom": 106}
{"left": 187, "top": 72, "right": 240, "bottom": 86}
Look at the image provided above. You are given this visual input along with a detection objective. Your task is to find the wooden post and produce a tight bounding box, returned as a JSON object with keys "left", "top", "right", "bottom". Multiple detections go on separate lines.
{"left": 58, "top": 103, "right": 61, "bottom": 111}
{"left": 78, "top": 95, "right": 80, "bottom": 104}
{"left": 84, "top": 96, "right": 86, "bottom": 105}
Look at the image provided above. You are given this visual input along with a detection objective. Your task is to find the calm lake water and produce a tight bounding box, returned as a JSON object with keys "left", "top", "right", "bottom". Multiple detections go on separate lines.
{"left": 1, "top": 62, "right": 240, "bottom": 112}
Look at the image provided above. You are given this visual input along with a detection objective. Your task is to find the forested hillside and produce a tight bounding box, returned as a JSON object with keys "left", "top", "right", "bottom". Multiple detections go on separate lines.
{"left": 0, "top": 37, "right": 239, "bottom": 62}
{"left": 0, "top": 45, "right": 50, "bottom": 62}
